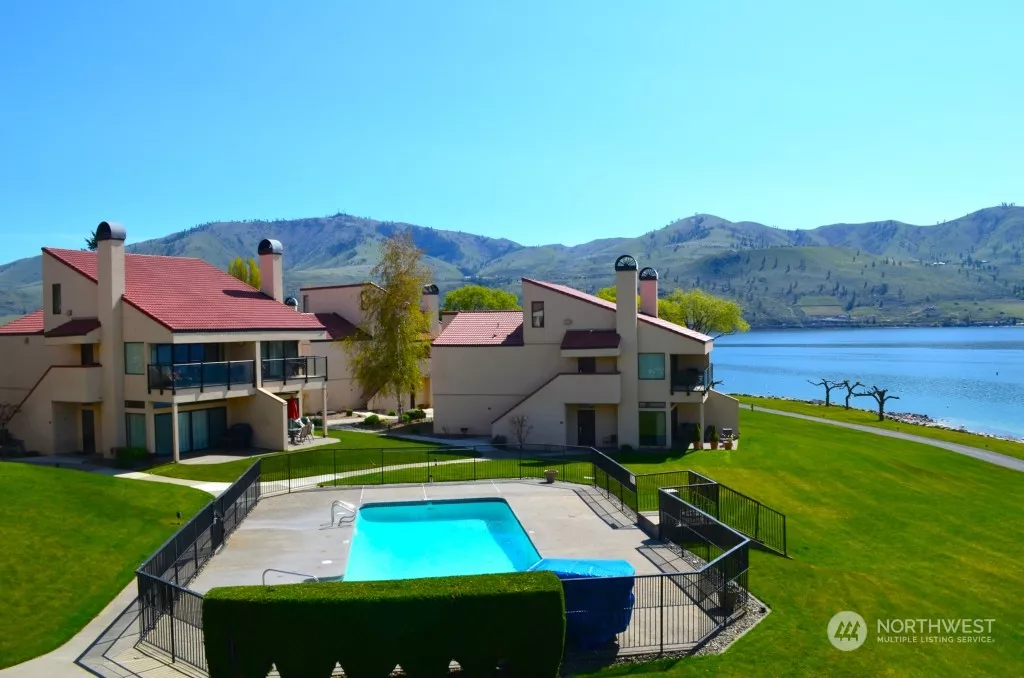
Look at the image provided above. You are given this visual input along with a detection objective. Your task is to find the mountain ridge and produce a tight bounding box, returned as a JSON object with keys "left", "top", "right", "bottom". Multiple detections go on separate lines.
{"left": 3, "top": 206, "right": 1024, "bottom": 327}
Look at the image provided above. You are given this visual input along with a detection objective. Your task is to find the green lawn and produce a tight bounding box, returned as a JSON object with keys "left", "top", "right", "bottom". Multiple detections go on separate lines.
{"left": 0, "top": 463, "right": 210, "bottom": 669}
{"left": 589, "top": 409, "right": 1024, "bottom": 677}
{"left": 735, "top": 395, "right": 1024, "bottom": 462}
{"left": 147, "top": 430, "right": 448, "bottom": 482}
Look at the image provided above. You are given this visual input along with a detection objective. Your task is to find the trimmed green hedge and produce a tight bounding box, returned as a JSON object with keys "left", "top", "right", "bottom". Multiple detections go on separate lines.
{"left": 203, "top": 572, "right": 565, "bottom": 677}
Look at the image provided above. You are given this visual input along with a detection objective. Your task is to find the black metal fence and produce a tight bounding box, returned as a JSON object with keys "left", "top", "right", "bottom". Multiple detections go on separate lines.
{"left": 670, "top": 470, "right": 788, "bottom": 556}
{"left": 132, "top": 443, "right": 771, "bottom": 672}
{"left": 136, "top": 462, "right": 261, "bottom": 671}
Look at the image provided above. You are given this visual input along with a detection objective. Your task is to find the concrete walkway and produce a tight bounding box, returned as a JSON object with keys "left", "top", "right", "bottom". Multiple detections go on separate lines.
{"left": 114, "top": 470, "right": 231, "bottom": 496}
{"left": 752, "top": 406, "right": 1024, "bottom": 472}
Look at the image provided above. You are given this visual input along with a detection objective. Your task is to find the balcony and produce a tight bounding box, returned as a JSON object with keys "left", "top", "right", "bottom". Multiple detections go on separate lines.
{"left": 147, "top": 360, "right": 255, "bottom": 394}
{"left": 670, "top": 365, "right": 713, "bottom": 396}
{"left": 52, "top": 365, "right": 103, "bottom": 403}
{"left": 261, "top": 356, "right": 328, "bottom": 386}
{"left": 550, "top": 371, "right": 621, "bottom": 404}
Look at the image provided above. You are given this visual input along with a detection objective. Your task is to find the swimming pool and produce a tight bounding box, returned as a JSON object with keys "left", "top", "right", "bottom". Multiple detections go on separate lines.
{"left": 344, "top": 498, "right": 541, "bottom": 581}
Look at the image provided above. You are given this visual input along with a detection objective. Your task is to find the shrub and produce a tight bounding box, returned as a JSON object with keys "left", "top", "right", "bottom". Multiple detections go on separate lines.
{"left": 400, "top": 412, "right": 412, "bottom": 424}
{"left": 203, "top": 572, "right": 565, "bottom": 678}
{"left": 709, "top": 425, "right": 719, "bottom": 442}
{"left": 309, "top": 416, "right": 323, "bottom": 427}
{"left": 691, "top": 424, "right": 703, "bottom": 444}
{"left": 387, "top": 410, "right": 397, "bottom": 417}
{"left": 362, "top": 414, "right": 380, "bottom": 428}
{"left": 491, "top": 434, "right": 508, "bottom": 450}
{"left": 407, "top": 408, "right": 427, "bottom": 421}
{"left": 619, "top": 444, "right": 634, "bottom": 453}
{"left": 113, "top": 446, "right": 149, "bottom": 469}
{"left": 345, "top": 409, "right": 354, "bottom": 417}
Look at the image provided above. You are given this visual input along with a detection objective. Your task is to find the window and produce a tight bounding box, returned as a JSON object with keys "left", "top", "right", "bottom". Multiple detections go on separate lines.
{"left": 125, "top": 413, "right": 147, "bottom": 450}
{"left": 80, "top": 343, "right": 95, "bottom": 366}
{"left": 531, "top": 301, "right": 545, "bottom": 328}
{"left": 124, "top": 343, "right": 145, "bottom": 374}
{"left": 638, "top": 353, "right": 665, "bottom": 380}
{"left": 639, "top": 411, "right": 667, "bottom": 447}
{"left": 52, "top": 284, "right": 61, "bottom": 315}
{"left": 150, "top": 343, "right": 222, "bottom": 365}
{"left": 302, "top": 294, "right": 309, "bottom": 313}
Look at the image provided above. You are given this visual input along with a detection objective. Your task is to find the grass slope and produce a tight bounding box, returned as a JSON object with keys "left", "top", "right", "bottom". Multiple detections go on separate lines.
{"left": 735, "top": 395, "right": 1024, "bottom": 461}
{"left": 0, "top": 463, "right": 210, "bottom": 669}
{"left": 147, "top": 430, "right": 446, "bottom": 482}
{"left": 596, "top": 410, "right": 1024, "bottom": 677}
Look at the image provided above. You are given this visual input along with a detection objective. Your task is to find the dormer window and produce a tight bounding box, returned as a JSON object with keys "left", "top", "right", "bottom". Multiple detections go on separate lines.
{"left": 531, "top": 301, "right": 545, "bottom": 328}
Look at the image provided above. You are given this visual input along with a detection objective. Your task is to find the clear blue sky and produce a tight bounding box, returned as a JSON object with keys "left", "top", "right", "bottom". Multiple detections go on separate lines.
{"left": 1, "top": 0, "right": 1021, "bottom": 261}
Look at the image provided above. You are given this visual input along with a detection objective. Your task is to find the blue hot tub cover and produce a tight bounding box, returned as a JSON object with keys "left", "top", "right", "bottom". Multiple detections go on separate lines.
{"left": 528, "top": 558, "right": 635, "bottom": 648}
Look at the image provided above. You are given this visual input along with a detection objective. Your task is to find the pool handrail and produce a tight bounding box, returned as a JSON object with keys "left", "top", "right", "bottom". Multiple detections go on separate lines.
{"left": 331, "top": 499, "right": 357, "bottom": 526}
{"left": 262, "top": 568, "right": 320, "bottom": 585}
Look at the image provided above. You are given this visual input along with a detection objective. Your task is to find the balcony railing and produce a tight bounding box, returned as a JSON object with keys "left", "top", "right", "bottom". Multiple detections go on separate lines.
{"left": 261, "top": 356, "right": 328, "bottom": 385}
{"left": 670, "top": 365, "right": 713, "bottom": 395}
{"left": 147, "top": 360, "right": 256, "bottom": 394}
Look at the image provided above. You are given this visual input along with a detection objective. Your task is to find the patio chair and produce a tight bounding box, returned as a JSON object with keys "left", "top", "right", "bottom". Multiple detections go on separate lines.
{"left": 296, "top": 422, "right": 313, "bottom": 444}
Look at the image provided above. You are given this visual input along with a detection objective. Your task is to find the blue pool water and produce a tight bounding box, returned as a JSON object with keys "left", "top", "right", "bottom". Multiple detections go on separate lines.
{"left": 344, "top": 498, "right": 541, "bottom": 581}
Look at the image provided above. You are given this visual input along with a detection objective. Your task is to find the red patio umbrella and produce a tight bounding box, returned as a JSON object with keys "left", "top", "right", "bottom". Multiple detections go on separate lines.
{"left": 287, "top": 398, "right": 300, "bottom": 420}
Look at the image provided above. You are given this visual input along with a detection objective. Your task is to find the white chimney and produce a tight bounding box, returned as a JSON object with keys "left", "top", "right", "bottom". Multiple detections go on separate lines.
{"left": 258, "top": 239, "right": 284, "bottom": 303}
{"left": 422, "top": 284, "right": 440, "bottom": 335}
{"left": 639, "top": 267, "right": 659, "bottom": 317}
{"left": 614, "top": 255, "right": 639, "bottom": 448}
{"left": 96, "top": 221, "right": 126, "bottom": 456}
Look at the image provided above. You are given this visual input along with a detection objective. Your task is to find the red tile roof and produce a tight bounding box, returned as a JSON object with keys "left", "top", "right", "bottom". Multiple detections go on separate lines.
{"left": 45, "top": 317, "right": 101, "bottom": 338}
{"left": 43, "top": 248, "right": 327, "bottom": 333}
{"left": 561, "top": 329, "right": 621, "bottom": 350}
{"left": 312, "top": 313, "right": 366, "bottom": 341}
{"left": 523, "top": 278, "right": 710, "bottom": 343}
{"left": 0, "top": 309, "right": 44, "bottom": 335}
{"left": 432, "top": 311, "right": 524, "bottom": 346}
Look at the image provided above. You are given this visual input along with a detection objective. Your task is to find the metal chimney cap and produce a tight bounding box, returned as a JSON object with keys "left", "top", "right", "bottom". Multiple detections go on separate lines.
{"left": 258, "top": 239, "right": 283, "bottom": 255}
{"left": 284, "top": 296, "right": 299, "bottom": 309}
{"left": 96, "top": 222, "right": 126, "bottom": 242}
{"left": 614, "top": 255, "right": 638, "bottom": 271}
{"left": 639, "top": 267, "right": 659, "bottom": 281}
{"left": 422, "top": 284, "right": 439, "bottom": 295}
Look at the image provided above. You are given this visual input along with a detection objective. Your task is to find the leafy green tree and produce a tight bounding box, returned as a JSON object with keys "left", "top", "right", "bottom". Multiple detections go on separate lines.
{"left": 595, "top": 286, "right": 640, "bottom": 306}
{"left": 659, "top": 289, "right": 750, "bottom": 338}
{"left": 442, "top": 284, "right": 520, "bottom": 311}
{"left": 343, "top": 231, "right": 431, "bottom": 415}
{"left": 595, "top": 286, "right": 747, "bottom": 338}
{"left": 228, "top": 256, "right": 261, "bottom": 289}
{"left": 84, "top": 229, "right": 98, "bottom": 251}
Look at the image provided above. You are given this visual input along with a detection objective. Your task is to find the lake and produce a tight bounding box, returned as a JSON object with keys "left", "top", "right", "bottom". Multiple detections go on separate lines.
{"left": 714, "top": 326, "right": 1024, "bottom": 439}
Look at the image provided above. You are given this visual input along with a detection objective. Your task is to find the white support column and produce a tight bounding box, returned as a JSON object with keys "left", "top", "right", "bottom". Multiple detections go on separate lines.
{"left": 253, "top": 341, "right": 262, "bottom": 387}
{"left": 322, "top": 386, "right": 328, "bottom": 438}
{"left": 699, "top": 401, "right": 706, "bottom": 450}
{"left": 144, "top": 402, "right": 156, "bottom": 455}
{"left": 171, "top": 400, "right": 180, "bottom": 463}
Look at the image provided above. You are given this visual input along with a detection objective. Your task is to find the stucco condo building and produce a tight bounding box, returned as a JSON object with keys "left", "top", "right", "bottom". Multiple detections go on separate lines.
{"left": 0, "top": 224, "right": 444, "bottom": 461}
{"left": 431, "top": 256, "right": 739, "bottom": 449}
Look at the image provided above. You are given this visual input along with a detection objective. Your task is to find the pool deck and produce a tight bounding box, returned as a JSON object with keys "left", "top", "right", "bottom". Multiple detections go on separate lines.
{"left": 190, "top": 479, "right": 665, "bottom": 593}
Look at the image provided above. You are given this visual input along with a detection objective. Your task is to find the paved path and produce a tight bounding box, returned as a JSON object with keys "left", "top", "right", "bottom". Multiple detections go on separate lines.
{"left": 752, "top": 406, "right": 1024, "bottom": 472}
{"left": 261, "top": 456, "right": 490, "bottom": 494}
{"left": 114, "top": 470, "right": 231, "bottom": 496}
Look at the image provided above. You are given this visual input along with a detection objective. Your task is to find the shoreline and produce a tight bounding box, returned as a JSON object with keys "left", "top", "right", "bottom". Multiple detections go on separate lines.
{"left": 730, "top": 393, "right": 1024, "bottom": 444}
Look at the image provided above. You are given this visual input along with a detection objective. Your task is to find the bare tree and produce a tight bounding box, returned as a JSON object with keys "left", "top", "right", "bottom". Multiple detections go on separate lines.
{"left": 855, "top": 386, "right": 900, "bottom": 421}
{"left": 509, "top": 414, "right": 533, "bottom": 449}
{"left": 0, "top": 403, "right": 20, "bottom": 444}
{"left": 840, "top": 380, "right": 863, "bottom": 410}
{"left": 807, "top": 378, "right": 842, "bottom": 407}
